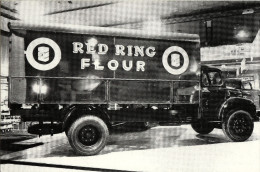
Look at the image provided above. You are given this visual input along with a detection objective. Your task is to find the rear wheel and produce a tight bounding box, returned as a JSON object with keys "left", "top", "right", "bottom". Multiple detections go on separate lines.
{"left": 191, "top": 120, "right": 214, "bottom": 134}
{"left": 222, "top": 110, "right": 254, "bottom": 142}
{"left": 67, "top": 115, "right": 109, "bottom": 155}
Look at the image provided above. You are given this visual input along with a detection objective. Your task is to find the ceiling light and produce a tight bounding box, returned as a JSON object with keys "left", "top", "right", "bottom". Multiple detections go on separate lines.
{"left": 242, "top": 9, "right": 254, "bottom": 15}
{"left": 237, "top": 30, "right": 248, "bottom": 38}
{"left": 236, "top": 30, "right": 250, "bottom": 38}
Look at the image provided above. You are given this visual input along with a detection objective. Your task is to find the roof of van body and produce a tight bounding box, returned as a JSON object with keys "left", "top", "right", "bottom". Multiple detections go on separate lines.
{"left": 9, "top": 21, "right": 200, "bottom": 43}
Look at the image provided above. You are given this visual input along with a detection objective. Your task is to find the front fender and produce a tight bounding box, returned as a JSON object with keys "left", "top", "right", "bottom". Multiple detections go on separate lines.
{"left": 218, "top": 97, "right": 258, "bottom": 121}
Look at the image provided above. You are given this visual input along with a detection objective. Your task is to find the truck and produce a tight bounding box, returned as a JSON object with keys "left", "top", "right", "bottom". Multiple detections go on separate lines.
{"left": 7, "top": 21, "right": 259, "bottom": 155}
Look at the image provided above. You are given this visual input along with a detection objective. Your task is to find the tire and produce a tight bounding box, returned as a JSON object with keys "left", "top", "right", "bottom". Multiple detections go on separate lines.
{"left": 67, "top": 115, "right": 109, "bottom": 156}
{"left": 191, "top": 120, "right": 214, "bottom": 134}
{"left": 222, "top": 110, "right": 254, "bottom": 142}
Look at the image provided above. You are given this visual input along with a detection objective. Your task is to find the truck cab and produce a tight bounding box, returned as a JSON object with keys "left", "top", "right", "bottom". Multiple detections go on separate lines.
{"left": 189, "top": 65, "right": 258, "bottom": 141}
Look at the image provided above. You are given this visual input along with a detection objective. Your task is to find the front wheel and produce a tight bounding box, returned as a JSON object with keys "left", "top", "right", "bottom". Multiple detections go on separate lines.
{"left": 191, "top": 120, "right": 214, "bottom": 134}
{"left": 222, "top": 110, "right": 254, "bottom": 142}
{"left": 67, "top": 115, "right": 109, "bottom": 156}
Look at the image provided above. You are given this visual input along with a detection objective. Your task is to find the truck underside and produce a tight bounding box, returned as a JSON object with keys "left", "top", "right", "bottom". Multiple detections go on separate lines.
{"left": 11, "top": 103, "right": 200, "bottom": 134}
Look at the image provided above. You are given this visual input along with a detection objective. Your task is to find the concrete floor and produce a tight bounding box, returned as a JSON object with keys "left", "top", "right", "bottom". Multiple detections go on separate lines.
{"left": 1, "top": 122, "right": 260, "bottom": 172}
{"left": 0, "top": 130, "right": 38, "bottom": 156}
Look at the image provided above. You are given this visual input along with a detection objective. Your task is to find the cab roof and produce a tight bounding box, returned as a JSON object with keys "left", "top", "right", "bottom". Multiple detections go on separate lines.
{"left": 201, "top": 65, "right": 222, "bottom": 72}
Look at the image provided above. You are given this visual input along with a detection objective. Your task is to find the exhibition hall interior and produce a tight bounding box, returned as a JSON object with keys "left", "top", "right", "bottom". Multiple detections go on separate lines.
{"left": 1, "top": 1, "right": 260, "bottom": 172}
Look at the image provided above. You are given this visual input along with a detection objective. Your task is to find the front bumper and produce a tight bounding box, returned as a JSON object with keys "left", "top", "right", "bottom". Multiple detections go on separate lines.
{"left": 256, "top": 110, "right": 260, "bottom": 119}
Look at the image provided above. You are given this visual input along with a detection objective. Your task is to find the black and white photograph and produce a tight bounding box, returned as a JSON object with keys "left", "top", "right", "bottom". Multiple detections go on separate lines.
{"left": 1, "top": 0, "right": 260, "bottom": 171}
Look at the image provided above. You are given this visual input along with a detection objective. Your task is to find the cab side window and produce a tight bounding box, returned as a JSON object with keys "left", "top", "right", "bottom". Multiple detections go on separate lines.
{"left": 209, "top": 72, "right": 222, "bottom": 86}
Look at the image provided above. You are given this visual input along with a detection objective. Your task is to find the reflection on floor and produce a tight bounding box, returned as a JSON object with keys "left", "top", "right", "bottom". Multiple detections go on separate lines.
{"left": 1, "top": 122, "right": 259, "bottom": 160}
{"left": 1, "top": 123, "right": 260, "bottom": 172}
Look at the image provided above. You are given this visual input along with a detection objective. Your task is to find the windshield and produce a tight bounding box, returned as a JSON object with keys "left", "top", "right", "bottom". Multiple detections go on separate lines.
{"left": 242, "top": 82, "right": 252, "bottom": 90}
{"left": 225, "top": 79, "right": 242, "bottom": 89}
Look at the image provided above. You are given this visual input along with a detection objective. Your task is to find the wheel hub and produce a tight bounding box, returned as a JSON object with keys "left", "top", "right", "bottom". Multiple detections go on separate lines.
{"left": 78, "top": 125, "right": 100, "bottom": 146}
{"left": 231, "top": 115, "right": 250, "bottom": 135}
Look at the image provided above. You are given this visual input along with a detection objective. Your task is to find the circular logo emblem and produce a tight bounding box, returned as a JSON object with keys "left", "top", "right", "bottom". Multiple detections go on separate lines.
{"left": 162, "top": 46, "right": 189, "bottom": 75}
{"left": 24, "top": 38, "right": 61, "bottom": 71}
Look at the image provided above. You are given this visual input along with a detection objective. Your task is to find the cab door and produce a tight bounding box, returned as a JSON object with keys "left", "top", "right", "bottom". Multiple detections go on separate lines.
{"left": 201, "top": 70, "right": 226, "bottom": 120}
